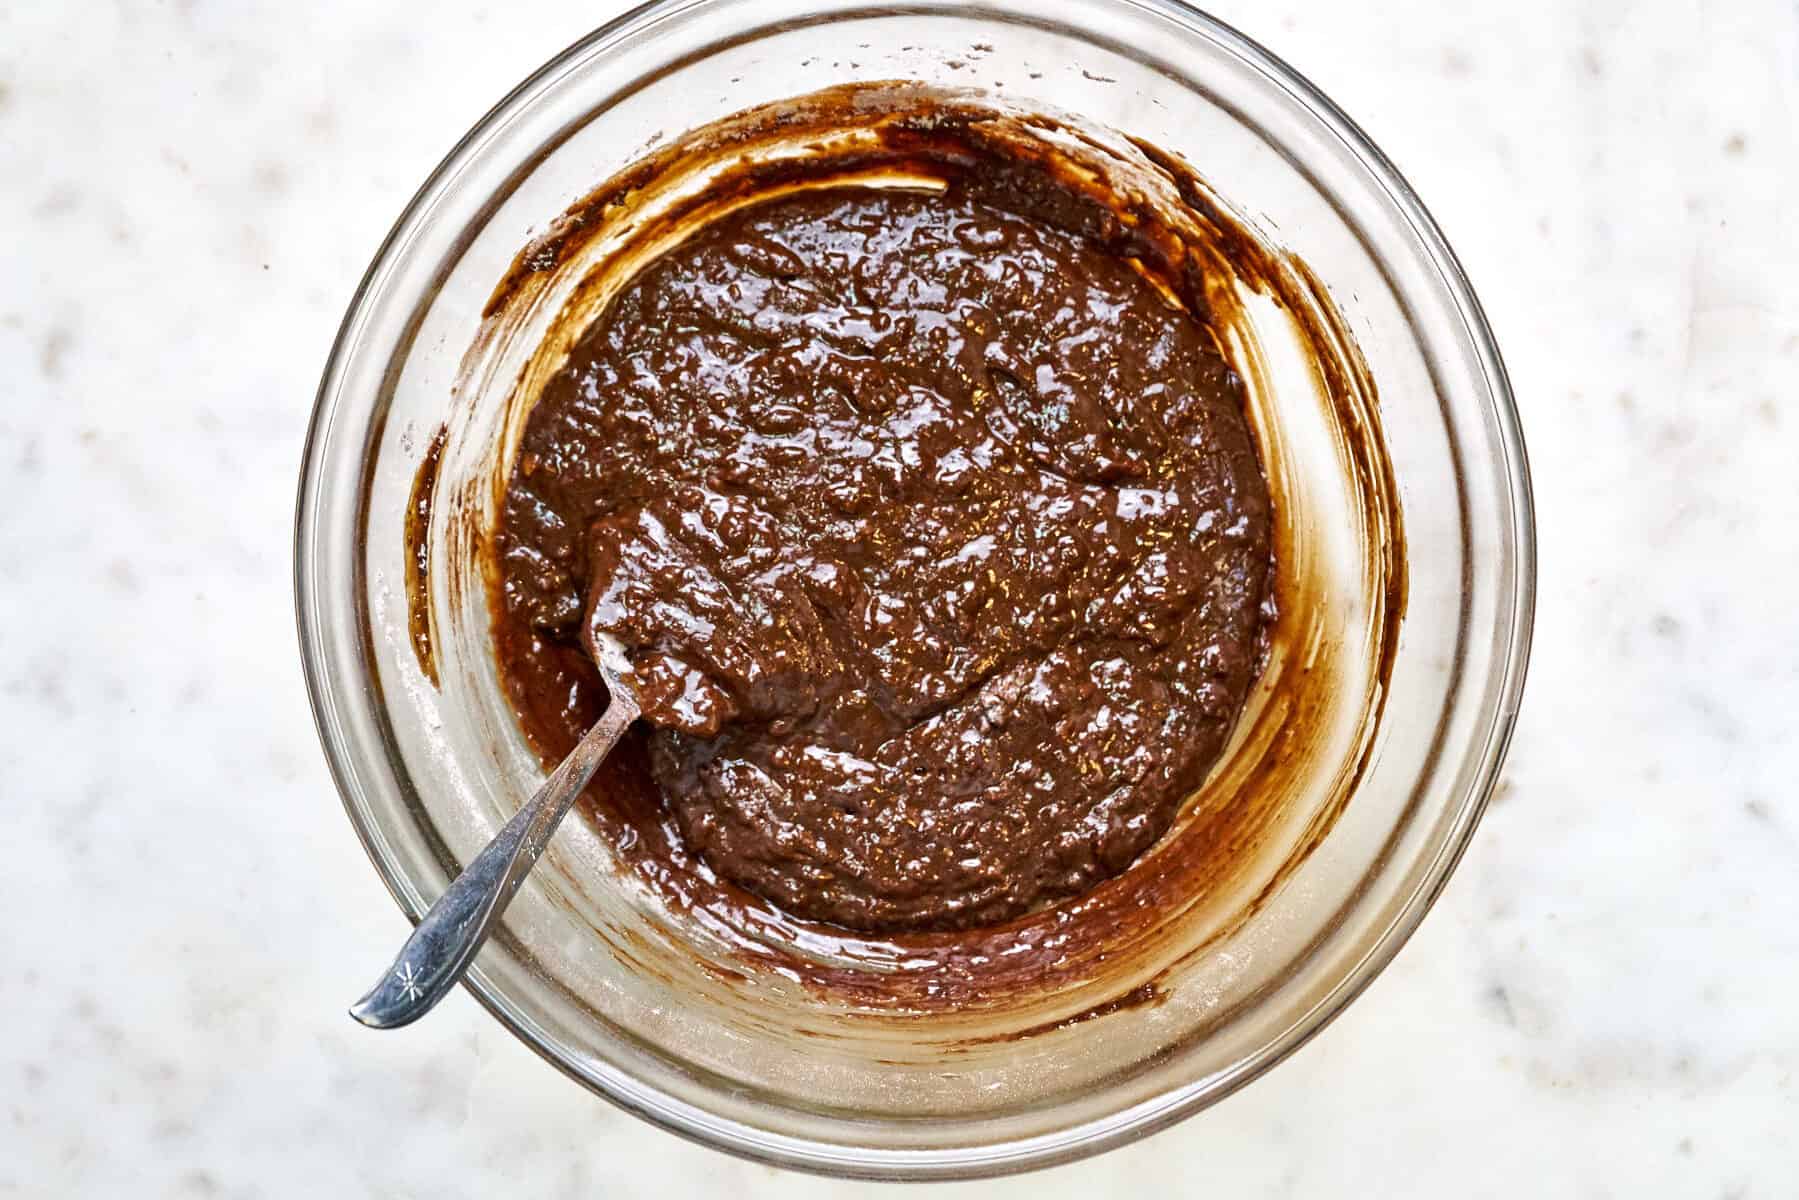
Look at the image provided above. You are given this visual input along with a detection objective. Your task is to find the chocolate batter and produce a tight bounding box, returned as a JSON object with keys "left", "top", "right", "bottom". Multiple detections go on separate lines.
{"left": 495, "top": 182, "right": 1272, "bottom": 934}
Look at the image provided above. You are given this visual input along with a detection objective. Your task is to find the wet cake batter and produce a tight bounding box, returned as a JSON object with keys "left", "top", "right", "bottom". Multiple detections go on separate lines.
{"left": 495, "top": 182, "right": 1273, "bottom": 934}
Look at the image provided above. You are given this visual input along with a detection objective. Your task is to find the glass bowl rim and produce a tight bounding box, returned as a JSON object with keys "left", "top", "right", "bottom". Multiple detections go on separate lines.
{"left": 295, "top": 0, "right": 1537, "bottom": 1178}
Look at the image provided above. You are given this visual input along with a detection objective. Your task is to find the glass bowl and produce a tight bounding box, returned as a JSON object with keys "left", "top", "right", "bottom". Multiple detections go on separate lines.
{"left": 296, "top": 0, "right": 1534, "bottom": 1179}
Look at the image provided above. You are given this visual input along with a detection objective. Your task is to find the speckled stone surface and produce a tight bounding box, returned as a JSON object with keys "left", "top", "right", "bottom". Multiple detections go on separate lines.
{"left": 2, "top": 1, "right": 1796, "bottom": 1195}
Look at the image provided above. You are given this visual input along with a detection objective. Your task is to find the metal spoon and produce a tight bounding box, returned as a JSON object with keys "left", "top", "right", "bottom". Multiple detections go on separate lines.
{"left": 349, "top": 634, "right": 639, "bottom": 1028}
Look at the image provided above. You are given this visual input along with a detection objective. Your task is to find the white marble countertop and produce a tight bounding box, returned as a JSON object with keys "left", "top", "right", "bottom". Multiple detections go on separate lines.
{"left": 3, "top": 0, "right": 1796, "bottom": 1194}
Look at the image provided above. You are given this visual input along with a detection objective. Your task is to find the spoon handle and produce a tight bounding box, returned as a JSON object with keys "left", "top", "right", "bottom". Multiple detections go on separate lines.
{"left": 349, "top": 693, "right": 639, "bottom": 1029}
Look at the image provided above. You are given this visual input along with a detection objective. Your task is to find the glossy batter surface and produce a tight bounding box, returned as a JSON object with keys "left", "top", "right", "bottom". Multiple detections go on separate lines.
{"left": 496, "top": 185, "right": 1272, "bottom": 933}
